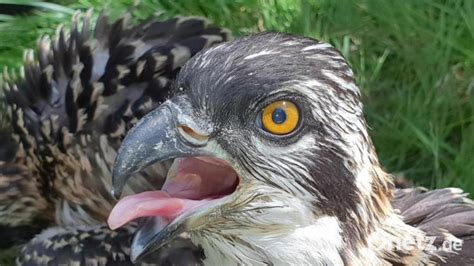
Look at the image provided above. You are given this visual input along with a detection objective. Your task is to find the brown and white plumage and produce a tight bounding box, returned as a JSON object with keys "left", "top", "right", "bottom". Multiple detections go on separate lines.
{"left": 109, "top": 33, "right": 474, "bottom": 265}
{"left": 19, "top": 224, "right": 204, "bottom": 265}
{"left": 0, "top": 10, "right": 230, "bottom": 264}
{"left": 394, "top": 188, "right": 474, "bottom": 265}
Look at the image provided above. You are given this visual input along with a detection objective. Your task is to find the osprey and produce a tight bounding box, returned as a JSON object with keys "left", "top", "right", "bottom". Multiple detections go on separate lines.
{"left": 109, "top": 33, "right": 474, "bottom": 265}
{"left": 0, "top": 11, "right": 230, "bottom": 264}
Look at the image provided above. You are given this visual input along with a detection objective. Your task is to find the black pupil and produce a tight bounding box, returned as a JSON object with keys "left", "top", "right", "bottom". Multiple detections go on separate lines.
{"left": 272, "top": 108, "right": 287, "bottom": 124}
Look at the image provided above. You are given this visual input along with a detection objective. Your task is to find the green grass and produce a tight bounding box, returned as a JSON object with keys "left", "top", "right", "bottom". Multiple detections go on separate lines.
{"left": 0, "top": 247, "right": 19, "bottom": 265}
{"left": 1, "top": 0, "right": 473, "bottom": 195}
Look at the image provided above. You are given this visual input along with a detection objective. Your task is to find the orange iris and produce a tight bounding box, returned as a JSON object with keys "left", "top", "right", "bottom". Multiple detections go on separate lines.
{"left": 261, "top": 101, "right": 299, "bottom": 135}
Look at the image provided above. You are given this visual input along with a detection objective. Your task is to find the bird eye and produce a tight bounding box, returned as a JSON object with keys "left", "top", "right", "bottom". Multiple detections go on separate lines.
{"left": 261, "top": 101, "right": 300, "bottom": 135}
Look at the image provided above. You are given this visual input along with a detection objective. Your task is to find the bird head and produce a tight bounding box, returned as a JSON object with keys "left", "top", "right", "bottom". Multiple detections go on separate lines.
{"left": 108, "top": 33, "right": 394, "bottom": 263}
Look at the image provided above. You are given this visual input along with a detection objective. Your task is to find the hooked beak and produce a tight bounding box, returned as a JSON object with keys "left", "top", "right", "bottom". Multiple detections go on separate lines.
{"left": 112, "top": 97, "right": 213, "bottom": 199}
{"left": 110, "top": 96, "right": 239, "bottom": 262}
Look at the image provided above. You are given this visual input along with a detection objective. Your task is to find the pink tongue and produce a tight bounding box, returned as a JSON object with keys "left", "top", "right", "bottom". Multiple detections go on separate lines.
{"left": 107, "top": 157, "right": 238, "bottom": 230}
{"left": 108, "top": 191, "right": 184, "bottom": 230}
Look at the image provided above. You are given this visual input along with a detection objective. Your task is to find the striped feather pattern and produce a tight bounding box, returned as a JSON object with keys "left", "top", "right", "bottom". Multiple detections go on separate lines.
{"left": 0, "top": 10, "right": 230, "bottom": 264}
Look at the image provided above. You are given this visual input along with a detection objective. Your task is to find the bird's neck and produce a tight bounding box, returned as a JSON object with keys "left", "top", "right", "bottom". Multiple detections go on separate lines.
{"left": 322, "top": 165, "right": 435, "bottom": 265}
{"left": 194, "top": 214, "right": 432, "bottom": 265}
{"left": 195, "top": 211, "right": 434, "bottom": 265}
{"left": 338, "top": 166, "right": 433, "bottom": 264}
{"left": 192, "top": 169, "right": 434, "bottom": 265}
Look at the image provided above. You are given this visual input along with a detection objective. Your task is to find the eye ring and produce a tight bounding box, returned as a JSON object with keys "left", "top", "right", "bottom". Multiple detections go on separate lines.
{"left": 260, "top": 100, "right": 300, "bottom": 135}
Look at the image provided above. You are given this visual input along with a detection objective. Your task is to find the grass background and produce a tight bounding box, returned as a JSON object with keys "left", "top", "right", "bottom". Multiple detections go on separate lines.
{"left": 0, "top": 0, "right": 473, "bottom": 195}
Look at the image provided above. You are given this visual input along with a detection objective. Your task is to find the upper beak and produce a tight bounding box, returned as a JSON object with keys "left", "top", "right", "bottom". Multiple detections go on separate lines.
{"left": 112, "top": 96, "right": 213, "bottom": 199}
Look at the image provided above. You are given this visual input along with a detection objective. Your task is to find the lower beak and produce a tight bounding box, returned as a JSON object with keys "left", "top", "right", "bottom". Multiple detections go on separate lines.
{"left": 131, "top": 217, "right": 188, "bottom": 262}
{"left": 131, "top": 218, "right": 205, "bottom": 264}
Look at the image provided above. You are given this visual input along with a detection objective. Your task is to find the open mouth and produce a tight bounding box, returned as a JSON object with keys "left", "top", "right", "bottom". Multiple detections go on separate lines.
{"left": 108, "top": 156, "right": 239, "bottom": 231}
{"left": 107, "top": 99, "right": 244, "bottom": 261}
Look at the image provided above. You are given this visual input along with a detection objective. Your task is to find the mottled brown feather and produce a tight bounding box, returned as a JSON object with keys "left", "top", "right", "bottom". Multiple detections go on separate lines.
{"left": 0, "top": 10, "right": 230, "bottom": 263}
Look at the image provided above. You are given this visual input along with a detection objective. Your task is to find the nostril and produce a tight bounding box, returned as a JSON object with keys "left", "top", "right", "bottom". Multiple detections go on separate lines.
{"left": 177, "top": 125, "right": 209, "bottom": 146}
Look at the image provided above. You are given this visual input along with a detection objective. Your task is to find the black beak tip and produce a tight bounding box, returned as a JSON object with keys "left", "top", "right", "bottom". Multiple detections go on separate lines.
{"left": 111, "top": 169, "right": 125, "bottom": 200}
{"left": 130, "top": 252, "right": 140, "bottom": 264}
{"left": 111, "top": 187, "right": 121, "bottom": 200}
